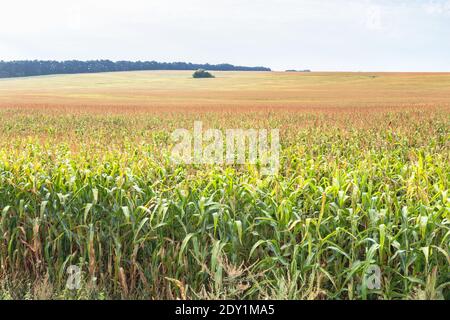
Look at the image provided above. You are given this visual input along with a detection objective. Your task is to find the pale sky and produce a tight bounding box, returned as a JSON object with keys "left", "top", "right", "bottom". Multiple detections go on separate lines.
{"left": 0, "top": 0, "right": 449, "bottom": 71}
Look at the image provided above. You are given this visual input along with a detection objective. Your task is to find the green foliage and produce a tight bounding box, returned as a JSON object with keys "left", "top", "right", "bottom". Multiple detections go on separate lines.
{"left": 193, "top": 69, "right": 215, "bottom": 79}
{"left": 0, "top": 61, "right": 268, "bottom": 78}
{"left": 0, "top": 109, "right": 448, "bottom": 300}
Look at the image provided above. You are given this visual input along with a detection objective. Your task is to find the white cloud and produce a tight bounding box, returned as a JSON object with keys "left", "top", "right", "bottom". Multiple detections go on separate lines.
{"left": 0, "top": 0, "right": 449, "bottom": 71}
{"left": 424, "top": 0, "right": 450, "bottom": 15}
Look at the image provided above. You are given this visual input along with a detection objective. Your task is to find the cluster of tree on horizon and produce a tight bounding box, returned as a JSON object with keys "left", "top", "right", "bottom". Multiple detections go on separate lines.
{"left": 192, "top": 69, "right": 215, "bottom": 78}
{"left": 0, "top": 60, "right": 271, "bottom": 78}
{"left": 285, "top": 69, "right": 311, "bottom": 72}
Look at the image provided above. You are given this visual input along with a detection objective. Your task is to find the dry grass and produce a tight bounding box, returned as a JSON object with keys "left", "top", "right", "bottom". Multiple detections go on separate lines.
{"left": 1, "top": 71, "right": 449, "bottom": 114}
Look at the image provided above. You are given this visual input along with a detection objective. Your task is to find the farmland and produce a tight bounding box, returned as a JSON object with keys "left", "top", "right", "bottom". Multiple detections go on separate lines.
{"left": 0, "top": 71, "right": 448, "bottom": 299}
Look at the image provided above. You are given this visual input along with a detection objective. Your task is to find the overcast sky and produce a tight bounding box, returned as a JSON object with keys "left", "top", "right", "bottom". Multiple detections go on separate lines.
{"left": 0, "top": 0, "right": 449, "bottom": 71}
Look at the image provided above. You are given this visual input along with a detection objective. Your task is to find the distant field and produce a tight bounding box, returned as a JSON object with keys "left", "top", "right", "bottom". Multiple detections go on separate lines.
{"left": 1, "top": 71, "right": 450, "bottom": 113}
{"left": 0, "top": 71, "right": 448, "bottom": 300}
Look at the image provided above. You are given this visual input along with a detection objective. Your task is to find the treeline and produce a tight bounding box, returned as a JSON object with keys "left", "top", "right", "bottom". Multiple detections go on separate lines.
{"left": 0, "top": 60, "right": 271, "bottom": 78}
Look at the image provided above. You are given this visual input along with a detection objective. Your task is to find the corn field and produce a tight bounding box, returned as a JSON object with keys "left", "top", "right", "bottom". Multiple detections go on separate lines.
{"left": 0, "top": 72, "right": 448, "bottom": 300}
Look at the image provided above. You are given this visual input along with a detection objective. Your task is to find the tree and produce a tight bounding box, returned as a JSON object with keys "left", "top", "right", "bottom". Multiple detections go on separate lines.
{"left": 0, "top": 61, "right": 270, "bottom": 78}
{"left": 192, "top": 69, "right": 214, "bottom": 78}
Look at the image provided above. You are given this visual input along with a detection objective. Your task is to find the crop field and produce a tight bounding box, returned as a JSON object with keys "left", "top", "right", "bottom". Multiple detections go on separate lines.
{"left": 0, "top": 71, "right": 448, "bottom": 300}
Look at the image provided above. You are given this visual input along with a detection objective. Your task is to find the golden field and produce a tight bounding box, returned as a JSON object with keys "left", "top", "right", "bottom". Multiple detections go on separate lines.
{"left": 1, "top": 71, "right": 450, "bottom": 113}
{"left": 0, "top": 71, "right": 448, "bottom": 300}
